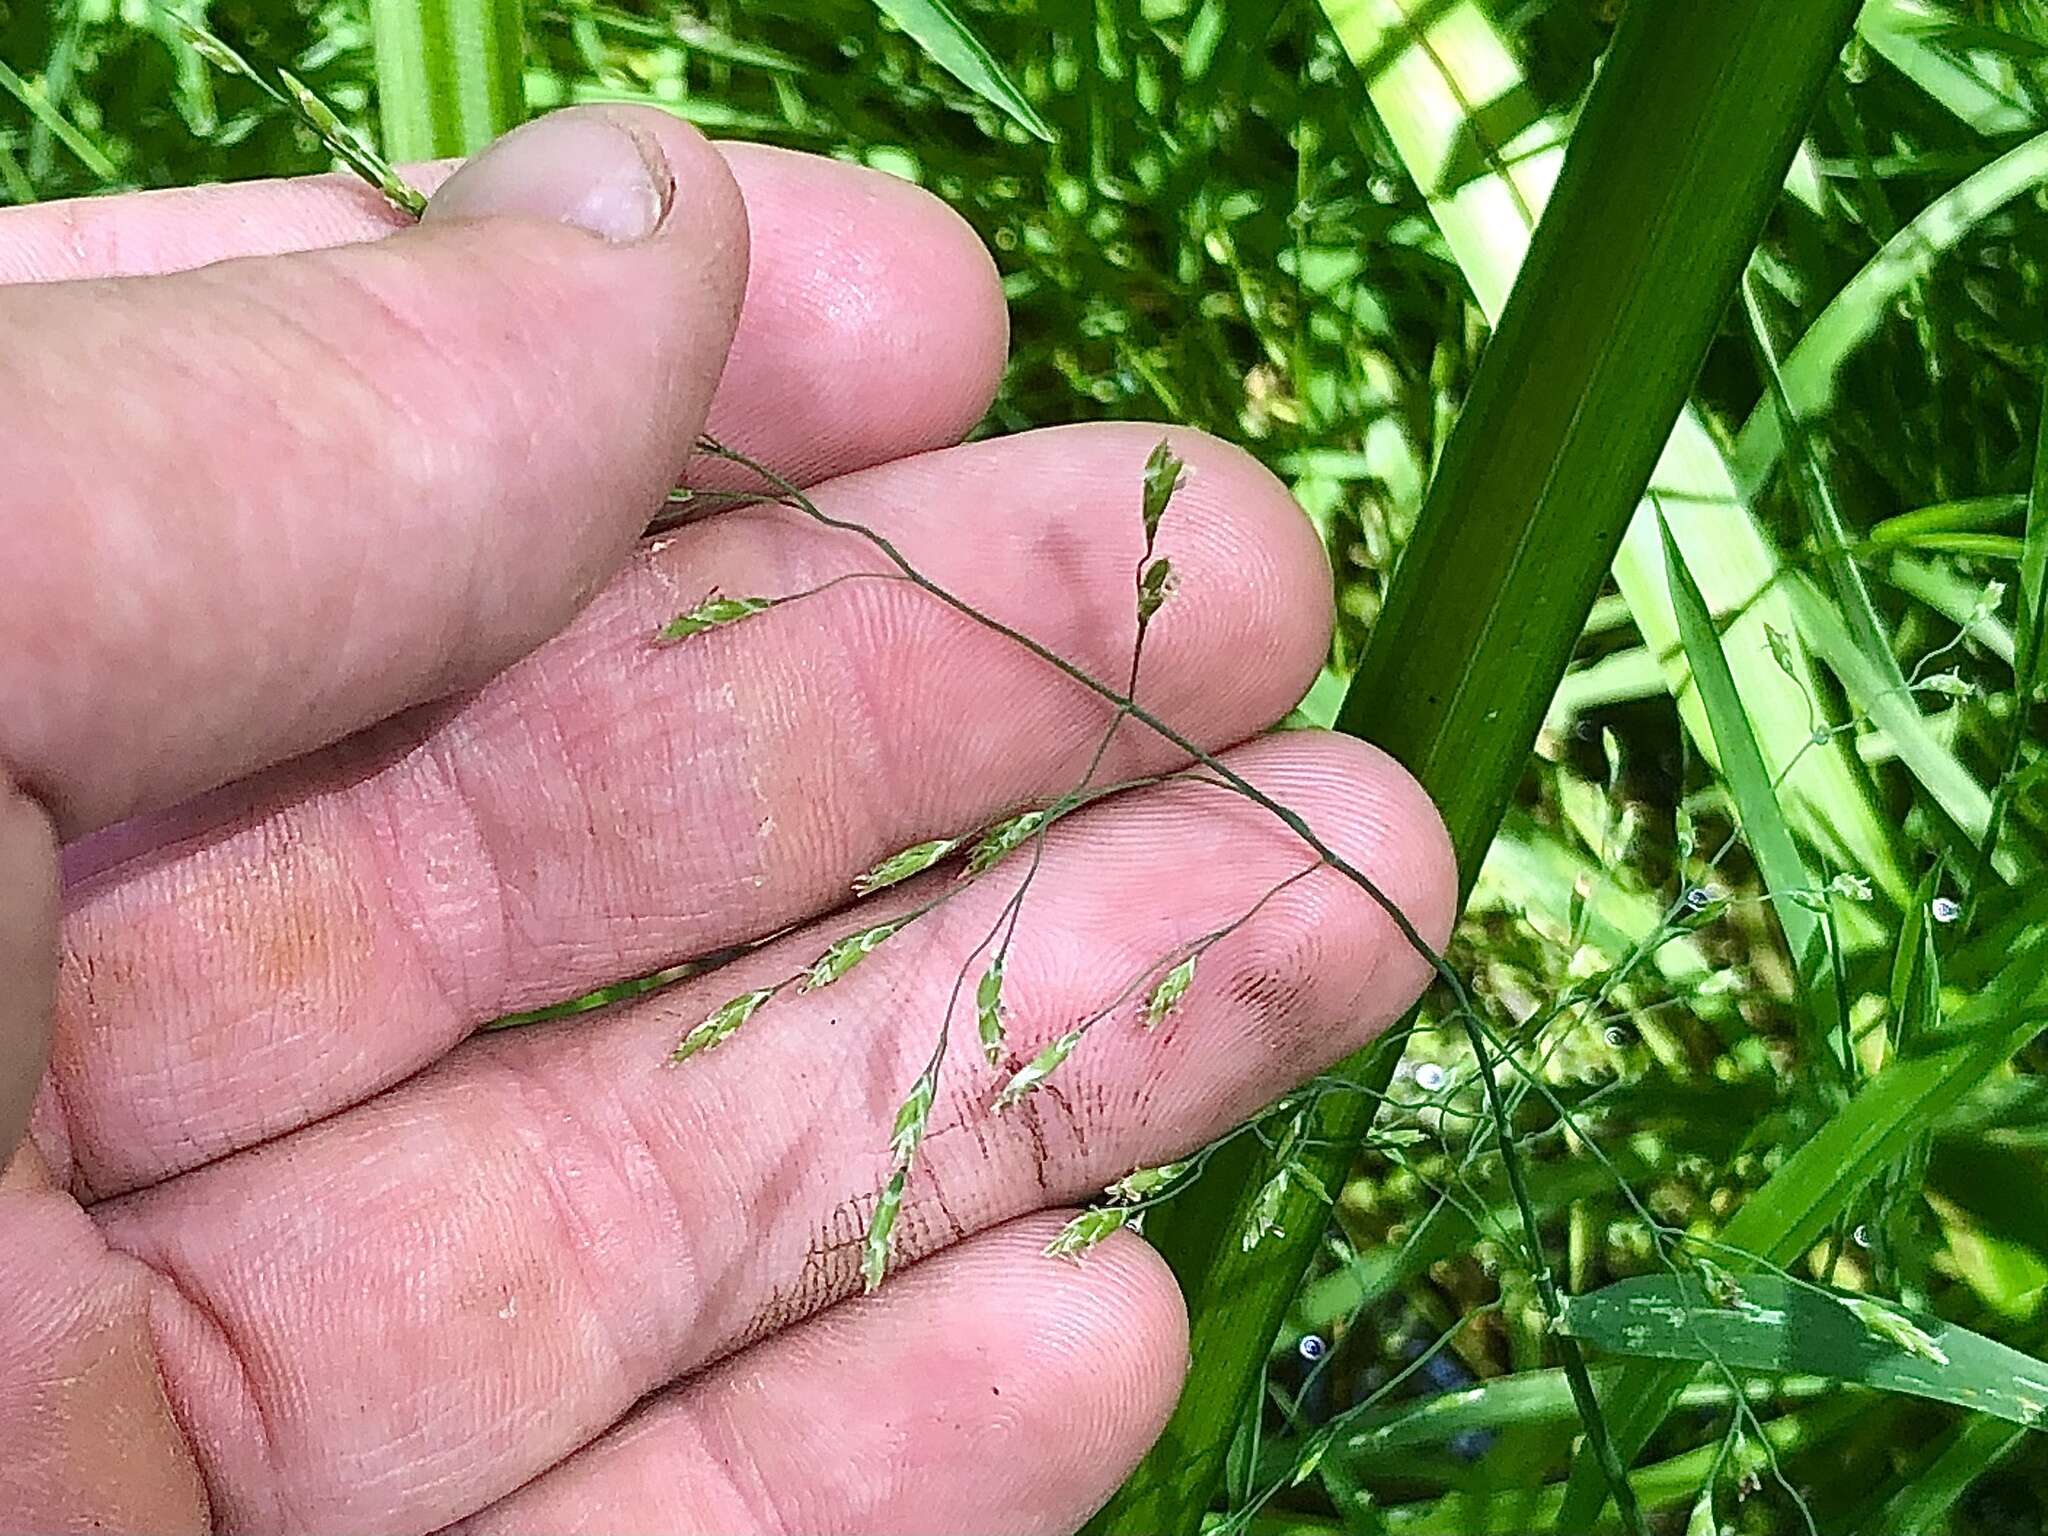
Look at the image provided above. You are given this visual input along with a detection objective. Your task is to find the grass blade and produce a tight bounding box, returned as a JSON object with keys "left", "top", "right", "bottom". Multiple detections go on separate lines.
{"left": 1659, "top": 513, "right": 1839, "bottom": 1073}
{"left": 1257, "top": 1369, "right": 1833, "bottom": 1478}
{"left": 1358, "top": 1401, "right": 1865, "bottom": 1536}
{"left": 1558, "top": 1272, "right": 2048, "bottom": 1430}
{"left": 868, "top": 0, "right": 1053, "bottom": 142}
{"left": 1091, "top": 4, "right": 1862, "bottom": 1529}
{"left": 1782, "top": 572, "right": 2008, "bottom": 869}
{"left": 1741, "top": 272, "right": 1921, "bottom": 741}
{"left": 1848, "top": 1412, "right": 2030, "bottom": 1536}
{"left": 1732, "top": 126, "right": 2048, "bottom": 495}
{"left": 0, "top": 55, "right": 116, "bottom": 183}
{"left": 368, "top": 0, "right": 526, "bottom": 159}
{"left": 1857, "top": 0, "right": 2037, "bottom": 135}
{"left": 1327, "top": 0, "right": 1904, "bottom": 900}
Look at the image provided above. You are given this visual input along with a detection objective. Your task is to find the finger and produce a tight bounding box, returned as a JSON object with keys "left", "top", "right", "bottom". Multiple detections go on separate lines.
{"left": 96, "top": 732, "right": 1455, "bottom": 1536}
{"left": 0, "top": 1141, "right": 212, "bottom": 1534}
{"left": 0, "top": 142, "right": 1006, "bottom": 490}
{"left": 454, "top": 1215, "right": 1186, "bottom": 1536}
{"left": 0, "top": 782, "right": 57, "bottom": 1155}
{"left": 49, "top": 425, "right": 1332, "bottom": 1197}
{"left": 2, "top": 105, "right": 751, "bottom": 839}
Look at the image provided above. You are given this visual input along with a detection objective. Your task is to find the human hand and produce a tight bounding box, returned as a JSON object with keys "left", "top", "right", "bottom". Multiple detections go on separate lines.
{"left": 0, "top": 107, "right": 1454, "bottom": 1535}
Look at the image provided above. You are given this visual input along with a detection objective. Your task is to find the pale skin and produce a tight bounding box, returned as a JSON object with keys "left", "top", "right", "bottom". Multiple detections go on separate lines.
{"left": 0, "top": 107, "right": 1455, "bottom": 1534}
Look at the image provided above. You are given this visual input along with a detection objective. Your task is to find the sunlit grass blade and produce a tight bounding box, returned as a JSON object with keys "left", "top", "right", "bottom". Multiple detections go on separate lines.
{"left": 1782, "top": 572, "right": 2011, "bottom": 872}
{"left": 1321, "top": 0, "right": 1903, "bottom": 900}
{"left": 1872, "top": 496, "right": 2027, "bottom": 548}
{"left": 1857, "top": 0, "right": 2038, "bottom": 134}
{"left": 868, "top": 0, "right": 1053, "bottom": 142}
{"left": 1092, "top": 4, "right": 1862, "bottom": 1530}
{"left": 1345, "top": 1401, "right": 1864, "bottom": 1536}
{"left": 1660, "top": 514, "right": 1840, "bottom": 1073}
{"left": 1741, "top": 273, "right": 1919, "bottom": 724}
{"left": 1259, "top": 1368, "right": 1832, "bottom": 1479}
{"left": 0, "top": 56, "right": 116, "bottom": 183}
{"left": 368, "top": 0, "right": 526, "bottom": 159}
{"left": 1732, "top": 126, "right": 2048, "bottom": 494}
{"left": 1559, "top": 1273, "right": 2048, "bottom": 1429}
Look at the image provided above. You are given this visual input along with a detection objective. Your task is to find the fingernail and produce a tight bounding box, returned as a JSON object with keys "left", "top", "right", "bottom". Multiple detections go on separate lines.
{"left": 425, "top": 110, "right": 672, "bottom": 244}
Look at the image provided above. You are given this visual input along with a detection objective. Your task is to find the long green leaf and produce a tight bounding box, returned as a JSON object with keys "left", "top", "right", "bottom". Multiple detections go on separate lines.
{"left": 1784, "top": 571, "right": 2012, "bottom": 872}
{"left": 868, "top": 0, "right": 1054, "bottom": 142}
{"left": 1732, "top": 125, "right": 2048, "bottom": 494}
{"left": 1974, "top": 381, "right": 2048, "bottom": 903}
{"left": 1558, "top": 1272, "right": 2048, "bottom": 1430}
{"left": 1857, "top": 0, "right": 2037, "bottom": 135}
{"left": 1332, "top": 0, "right": 1902, "bottom": 902}
{"left": 1256, "top": 1368, "right": 1832, "bottom": 1480}
{"left": 1092, "top": 4, "right": 1863, "bottom": 1529}
{"left": 1367, "top": 1401, "right": 1865, "bottom": 1536}
{"left": 0, "top": 56, "right": 116, "bottom": 182}
{"left": 1660, "top": 514, "right": 1832, "bottom": 1057}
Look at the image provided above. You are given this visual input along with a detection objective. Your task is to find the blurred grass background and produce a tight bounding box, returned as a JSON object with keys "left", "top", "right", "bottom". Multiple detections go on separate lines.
{"left": 8, "top": 2, "right": 2048, "bottom": 1531}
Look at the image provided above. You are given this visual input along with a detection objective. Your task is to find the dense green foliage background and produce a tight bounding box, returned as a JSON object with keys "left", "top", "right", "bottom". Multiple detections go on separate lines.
{"left": 9, "top": 2, "right": 2048, "bottom": 1531}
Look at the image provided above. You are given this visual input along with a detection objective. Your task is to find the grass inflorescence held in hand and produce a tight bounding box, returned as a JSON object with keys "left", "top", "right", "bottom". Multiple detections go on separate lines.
{"left": 23, "top": 1, "right": 2048, "bottom": 1530}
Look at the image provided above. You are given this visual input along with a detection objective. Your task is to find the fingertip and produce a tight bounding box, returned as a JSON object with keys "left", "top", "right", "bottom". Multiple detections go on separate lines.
{"left": 1017, "top": 1217, "right": 1191, "bottom": 1472}
{"left": 0, "top": 108, "right": 755, "bottom": 836}
{"left": 707, "top": 143, "right": 1009, "bottom": 479}
{"left": 1226, "top": 731, "right": 1460, "bottom": 1029}
{"left": 1154, "top": 427, "right": 1336, "bottom": 715}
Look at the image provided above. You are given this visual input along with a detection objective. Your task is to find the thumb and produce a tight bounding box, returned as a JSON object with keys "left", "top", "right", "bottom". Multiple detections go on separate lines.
{"left": 0, "top": 106, "right": 747, "bottom": 843}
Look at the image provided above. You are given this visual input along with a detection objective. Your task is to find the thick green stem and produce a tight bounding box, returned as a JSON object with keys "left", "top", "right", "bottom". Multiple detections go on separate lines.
{"left": 1090, "top": 3, "right": 1862, "bottom": 1531}
{"left": 369, "top": 0, "right": 527, "bottom": 160}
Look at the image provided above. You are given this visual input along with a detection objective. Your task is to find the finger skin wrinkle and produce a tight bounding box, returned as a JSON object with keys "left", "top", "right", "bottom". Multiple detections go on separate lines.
{"left": 488, "top": 1038, "right": 698, "bottom": 1390}
{"left": 687, "top": 1388, "right": 814, "bottom": 1536}
{"left": 135, "top": 1246, "right": 284, "bottom": 1534}
{"left": 365, "top": 716, "right": 521, "bottom": 1027}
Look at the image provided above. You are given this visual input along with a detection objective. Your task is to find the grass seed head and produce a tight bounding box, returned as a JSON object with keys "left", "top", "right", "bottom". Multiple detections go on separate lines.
{"left": 670, "top": 986, "right": 777, "bottom": 1063}
{"left": 1137, "top": 557, "right": 1176, "bottom": 623}
{"left": 992, "top": 1027, "right": 1083, "bottom": 1110}
{"left": 660, "top": 595, "right": 775, "bottom": 642}
{"left": 966, "top": 807, "right": 1050, "bottom": 875}
{"left": 1106, "top": 1158, "right": 1192, "bottom": 1204}
{"left": 1140, "top": 439, "right": 1187, "bottom": 546}
{"left": 854, "top": 837, "right": 961, "bottom": 896}
{"left": 976, "top": 954, "right": 1007, "bottom": 1067}
{"left": 1043, "top": 1206, "right": 1130, "bottom": 1259}
{"left": 1142, "top": 954, "right": 1196, "bottom": 1029}
{"left": 861, "top": 1166, "right": 908, "bottom": 1294}
{"left": 800, "top": 918, "right": 908, "bottom": 992}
